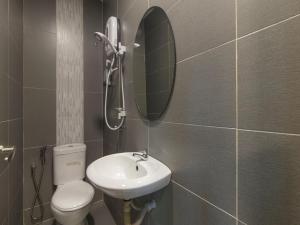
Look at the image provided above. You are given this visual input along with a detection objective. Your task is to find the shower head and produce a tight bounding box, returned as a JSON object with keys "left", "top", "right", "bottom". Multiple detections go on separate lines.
{"left": 94, "top": 32, "right": 118, "bottom": 55}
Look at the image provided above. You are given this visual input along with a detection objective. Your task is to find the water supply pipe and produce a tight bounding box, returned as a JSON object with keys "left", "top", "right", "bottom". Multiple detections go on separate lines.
{"left": 123, "top": 200, "right": 156, "bottom": 225}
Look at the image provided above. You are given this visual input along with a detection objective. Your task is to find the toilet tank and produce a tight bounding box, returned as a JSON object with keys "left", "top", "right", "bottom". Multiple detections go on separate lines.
{"left": 53, "top": 143, "right": 86, "bottom": 185}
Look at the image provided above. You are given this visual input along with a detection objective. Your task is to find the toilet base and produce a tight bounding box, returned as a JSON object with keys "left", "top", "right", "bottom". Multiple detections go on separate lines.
{"left": 51, "top": 203, "right": 91, "bottom": 225}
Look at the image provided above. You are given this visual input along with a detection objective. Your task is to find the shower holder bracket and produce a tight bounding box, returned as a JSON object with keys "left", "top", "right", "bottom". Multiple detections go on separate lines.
{"left": 118, "top": 43, "right": 127, "bottom": 55}
{"left": 118, "top": 110, "right": 127, "bottom": 119}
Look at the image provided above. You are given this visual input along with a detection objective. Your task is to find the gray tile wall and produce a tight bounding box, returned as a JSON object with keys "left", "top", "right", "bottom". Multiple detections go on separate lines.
{"left": 103, "top": 0, "right": 300, "bottom": 225}
{"left": 23, "top": 0, "right": 56, "bottom": 223}
{"left": 83, "top": 0, "right": 104, "bottom": 203}
{"left": 0, "top": 0, "right": 23, "bottom": 224}
{"left": 22, "top": 0, "right": 105, "bottom": 224}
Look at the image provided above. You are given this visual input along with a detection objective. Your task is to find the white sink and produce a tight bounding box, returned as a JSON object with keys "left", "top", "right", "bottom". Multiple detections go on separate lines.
{"left": 86, "top": 152, "right": 171, "bottom": 200}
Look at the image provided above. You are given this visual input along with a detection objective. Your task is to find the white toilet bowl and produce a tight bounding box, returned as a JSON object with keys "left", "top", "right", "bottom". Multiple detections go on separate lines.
{"left": 51, "top": 180, "right": 94, "bottom": 225}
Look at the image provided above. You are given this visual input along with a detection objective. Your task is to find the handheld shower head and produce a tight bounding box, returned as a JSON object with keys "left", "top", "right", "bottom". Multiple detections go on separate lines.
{"left": 94, "top": 32, "right": 118, "bottom": 55}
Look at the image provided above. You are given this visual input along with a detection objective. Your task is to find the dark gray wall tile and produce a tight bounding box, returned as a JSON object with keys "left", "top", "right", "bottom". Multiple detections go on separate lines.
{"left": 149, "top": 0, "right": 180, "bottom": 10}
{"left": 118, "top": 0, "right": 138, "bottom": 18}
{"left": 163, "top": 42, "right": 236, "bottom": 127}
{"left": 0, "top": 169, "right": 8, "bottom": 224}
{"left": 85, "top": 140, "right": 103, "bottom": 202}
{"left": 9, "top": 79, "right": 22, "bottom": 119}
{"left": 0, "top": 75, "right": 9, "bottom": 122}
{"left": 8, "top": 119, "right": 23, "bottom": 207}
{"left": 103, "top": 0, "right": 117, "bottom": 25}
{"left": 84, "top": 0, "right": 103, "bottom": 93}
{"left": 0, "top": 0, "right": 23, "bottom": 224}
{"left": 86, "top": 140, "right": 103, "bottom": 167}
{"left": 0, "top": 31, "right": 8, "bottom": 76}
{"left": 239, "top": 130, "right": 300, "bottom": 225}
{"left": 9, "top": 190, "right": 22, "bottom": 225}
{"left": 23, "top": 147, "right": 53, "bottom": 209}
{"left": 238, "top": 16, "right": 300, "bottom": 134}
{"left": 168, "top": 0, "right": 235, "bottom": 61}
{"left": 23, "top": 202, "right": 53, "bottom": 225}
{"left": 0, "top": 0, "right": 8, "bottom": 30}
{"left": 23, "top": 88, "right": 56, "bottom": 147}
{"left": 84, "top": 39, "right": 103, "bottom": 93}
{"left": 125, "top": 82, "right": 143, "bottom": 119}
{"left": 172, "top": 182, "right": 236, "bottom": 225}
{"left": 84, "top": 0, "right": 103, "bottom": 34}
{"left": 149, "top": 123, "right": 236, "bottom": 214}
{"left": 148, "top": 182, "right": 236, "bottom": 225}
{"left": 9, "top": 26, "right": 23, "bottom": 83}
{"left": 104, "top": 195, "right": 123, "bottom": 225}
{"left": 120, "top": 118, "right": 148, "bottom": 153}
{"left": 147, "top": 184, "right": 173, "bottom": 225}
{"left": 84, "top": 93, "right": 103, "bottom": 141}
{"left": 0, "top": 122, "right": 8, "bottom": 173}
{"left": 23, "top": 0, "right": 56, "bottom": 33}
{"left": 23, "top": 31, "right": 56, "bottom": 89}
{"left": 238, "top": 0, "right": 300, "bottom": 36}
{"left": 89, "top": 202, "right": 116, "bottom": 225}
{"left": 120, "top": 0, "right": 148, "bottom": 84}
{"left": 103, "top": 126, "right": 121, "bottom": 156}
{"left": 0, "top": 0, "right": 8, "bottom": 76}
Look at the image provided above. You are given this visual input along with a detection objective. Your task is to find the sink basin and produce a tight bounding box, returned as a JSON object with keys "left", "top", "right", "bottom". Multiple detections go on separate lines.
{"left": 86, "top": 152, "right": 171, "bottom": 200}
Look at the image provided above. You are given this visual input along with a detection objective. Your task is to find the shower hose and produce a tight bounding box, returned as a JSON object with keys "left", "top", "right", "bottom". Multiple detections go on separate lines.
{"left": 30, "top": 145, "right": 47, "bottom": 223}
{"left": 104, "top": 52, "right": 126, "bottom": 131}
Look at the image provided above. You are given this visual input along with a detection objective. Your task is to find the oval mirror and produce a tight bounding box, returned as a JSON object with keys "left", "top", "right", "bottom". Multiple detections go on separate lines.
{"left": 133, "top": 7, "right": 176, "bottom": 120}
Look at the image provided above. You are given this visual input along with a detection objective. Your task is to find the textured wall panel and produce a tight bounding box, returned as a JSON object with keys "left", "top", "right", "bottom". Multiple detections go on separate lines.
{"left": 56, "top": 0, "right": 84, "bottom": 145}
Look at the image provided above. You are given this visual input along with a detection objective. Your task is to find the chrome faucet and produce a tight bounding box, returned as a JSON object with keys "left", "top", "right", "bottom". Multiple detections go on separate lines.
{"left": 132, "top": 150, "right": 148, "bottom": 161}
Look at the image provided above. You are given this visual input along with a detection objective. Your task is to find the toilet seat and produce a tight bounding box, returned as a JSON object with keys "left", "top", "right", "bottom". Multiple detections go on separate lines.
{"left": 51, "top": 180, "right": 94, "bottom": 212}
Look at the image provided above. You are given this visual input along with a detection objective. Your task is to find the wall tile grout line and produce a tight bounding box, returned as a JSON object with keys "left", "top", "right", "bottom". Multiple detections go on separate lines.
{"left": 166, "top": 0, "right": 183, "bottom": 14}
{"left": 177, "top": 39, "right": 236, "bottom": 64}
{"left": 84, "top": 91, "right": 104, "bottom": 95}
{"left": 173, "top": 180, "right": 249, "bottom": 225}
{"left": 158, "top": 120, "right": 236, "bottom": 130}
{"left": 23, "top": 27, "right": 57, "bottom": 35}
{"left": 235, "top": 0, "right": 239, "bottom": 224}
{"left": 85, "top": 138, "right": 104, "bottom": 142}
{"left": 237, "top": 13, "right": 300, "bottom": 40}
{"left": 176, "top": 12, "right": 300, "bottom": 70}
{"left": 147, "top": 120, "right": 300, "bottom": 137}
{"left": 172, "top": 180, "right": 239, "bottom": 221}
{"left": 120, "top": 0, "right": 139, "bottom": 19}
{"left": 23, "top": 201, "right": 51, "bottom": 211}
{"left": 23, "top": 144, "right": 56, "bottom": 151}
{"left": 238, "top": 128, "right": 300, "bottom": 137}
{"left": 23, "top": 86, "right": 56, "bottom": 91}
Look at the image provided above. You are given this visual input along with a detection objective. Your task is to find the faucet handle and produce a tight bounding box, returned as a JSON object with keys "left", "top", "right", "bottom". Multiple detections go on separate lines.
{"left": 132, "top": 150, "right": 148, "bottom": 159}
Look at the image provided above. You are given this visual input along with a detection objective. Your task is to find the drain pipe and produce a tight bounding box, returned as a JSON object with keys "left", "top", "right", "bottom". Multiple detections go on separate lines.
{"left": 123, "top": 200, "right": 156, "bottom": 225}
{"left": 124, "top": 201, "right": 132, "bottom": 225}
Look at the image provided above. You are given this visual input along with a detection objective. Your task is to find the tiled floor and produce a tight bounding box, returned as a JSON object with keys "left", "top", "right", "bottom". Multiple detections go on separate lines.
{"left": 40, "top": 202, "right": 116, "bottom": 225}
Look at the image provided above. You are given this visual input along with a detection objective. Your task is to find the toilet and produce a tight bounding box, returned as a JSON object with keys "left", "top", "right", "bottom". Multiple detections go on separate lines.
{"left": 51, "top": 143, "right": 95, "bottom": 225}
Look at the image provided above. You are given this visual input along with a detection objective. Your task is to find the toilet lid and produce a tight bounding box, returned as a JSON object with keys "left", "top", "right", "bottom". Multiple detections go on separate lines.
{"left": 52, "top": 180, "right": 95, "bottom": 211}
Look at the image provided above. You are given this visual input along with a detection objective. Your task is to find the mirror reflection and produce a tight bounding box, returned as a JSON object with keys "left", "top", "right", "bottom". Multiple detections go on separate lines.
{"left": 133, "top": 7, "right": 176, "bottom": 120}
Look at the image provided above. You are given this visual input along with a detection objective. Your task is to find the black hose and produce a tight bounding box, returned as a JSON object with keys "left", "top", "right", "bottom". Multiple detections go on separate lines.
{"left": 30, "top": 146, "right": 47, "bottom": 224}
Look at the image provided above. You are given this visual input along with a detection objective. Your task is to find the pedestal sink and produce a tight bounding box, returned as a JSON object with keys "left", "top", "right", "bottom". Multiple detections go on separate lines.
{"left": 86, "top": 152, "right": 171, "bottom": 200}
